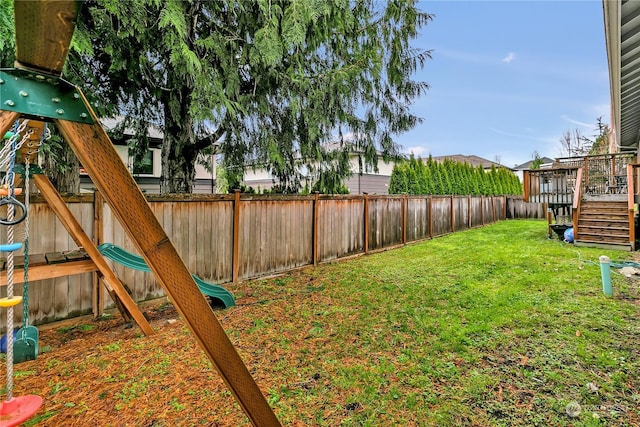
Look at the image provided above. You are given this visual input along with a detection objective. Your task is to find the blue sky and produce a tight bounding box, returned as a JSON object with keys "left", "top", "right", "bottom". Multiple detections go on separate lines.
{"left": 397, "top": 0, "right": 610, "bottom": 168}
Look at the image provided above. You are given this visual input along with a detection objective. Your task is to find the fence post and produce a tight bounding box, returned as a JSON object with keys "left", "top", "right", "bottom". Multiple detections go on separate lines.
{"left": 428, "top": 196, "right": 433, "bottom": 239}
{"left": 468, "top": 195, "right": 472, "bottom": 228}
{"left": 402, "top": 194, "right": 407, "bottom": 244}
{"left": 92, "top": 190, "right": 104, "bottom": 318}
{"left": 491, "top": 196, "right": 495, "bottom": 223}
{"left": 364, "top": 193, "right": 369, "bottom": 254}
{"left": 313, "top": 192, "right": 319, "bottom": 265}
{"left": 232, "top": 189, "right": 241, "bottom": 284}
{"left": 450, "top": 195, "right": 455, "bottom": 233}
{"left": 503, "top": 196, "right": 506, "bottom": 220}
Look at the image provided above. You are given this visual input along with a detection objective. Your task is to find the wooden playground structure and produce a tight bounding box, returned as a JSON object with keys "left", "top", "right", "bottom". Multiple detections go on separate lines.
{"left": 0, "top": 1, "right": 280, "bottom": 425}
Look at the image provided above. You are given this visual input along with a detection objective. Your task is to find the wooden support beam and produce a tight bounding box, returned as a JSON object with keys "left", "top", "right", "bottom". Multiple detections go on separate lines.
{"left": 0, "top": 259, "right": 97, "bottom": 286}
{"left": 33, "top": 174, "right": 150, "bottom": 334}
{"left": 0, "top": 111, "right": 21, "bottom": 137}
{"left": 627, "top": 164, "right": 635, "bottom": 250}
{"left": 13, "top": 0, "right": 79, "bottom": 74}
{"left": 54, "top": 115, "right": 280, "bottom": 426}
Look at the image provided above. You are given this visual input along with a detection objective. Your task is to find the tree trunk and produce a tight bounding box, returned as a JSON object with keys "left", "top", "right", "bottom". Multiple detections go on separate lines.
{"left": 160, "top": 133, "right": 197, "bottom": 193}
{"left": 42, "top": 143, "right": 80, "bottom": 193}
{"left": 160, "top": 85, "right": 197, "bottom": 194}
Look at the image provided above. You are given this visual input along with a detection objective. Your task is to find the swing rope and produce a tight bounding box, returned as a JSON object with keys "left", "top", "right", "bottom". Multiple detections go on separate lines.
{"left": 0, "top": 120, "right": 30, "bottom": 172}
{"left": 5, "top": 199, "right": 16, "bottom": 401}
{"left": 3, "top": 122, "right": 22, "bottom": 402}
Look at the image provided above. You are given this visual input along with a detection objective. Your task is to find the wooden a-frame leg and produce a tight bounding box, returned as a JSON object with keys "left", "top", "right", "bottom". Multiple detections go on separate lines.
{"left": 1, "top": 110, "right": 137, "bottom": 327}
{"left": 0, "top": 111, "right": 22, "bottom": 138}
{"left": 33, "top": 173, "right": 151, "bottom": 334}
{"left": 54, "top": 118, "right": 281, "bottom": 427}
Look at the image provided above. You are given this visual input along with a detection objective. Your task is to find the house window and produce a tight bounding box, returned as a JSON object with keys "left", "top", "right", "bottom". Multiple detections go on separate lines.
{"left": 364, "top": 162, "right": 374, "bottom": 174}
{"left": 132, "top": 150, "right": 154, "bottom": 175}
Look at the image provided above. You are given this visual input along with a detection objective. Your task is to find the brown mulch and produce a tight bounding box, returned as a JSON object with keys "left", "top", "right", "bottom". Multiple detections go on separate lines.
{"left": 4, "top": 300, "right": 271, "bottom": 427}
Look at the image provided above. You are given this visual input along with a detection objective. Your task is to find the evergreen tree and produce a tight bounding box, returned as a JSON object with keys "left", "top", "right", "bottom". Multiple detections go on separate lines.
{"left": 407, "top": 166, "right": 420, "bottom": 194}
{"left": 476, "top": 165, "right": 488, "bottom": 195}
{"left": 421, "top": 159, "right": 434, "bottom": 194}
{"left": 389, "top": 162, "right": 408, "bottom": 194}
{"left": 1, "top": 0, "right": 433, "bottom": 193}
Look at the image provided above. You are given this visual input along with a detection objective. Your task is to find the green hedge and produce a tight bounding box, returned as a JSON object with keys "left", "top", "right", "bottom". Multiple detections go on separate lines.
{"left": 389, "top": 155, "right": 522, "bottom": 196}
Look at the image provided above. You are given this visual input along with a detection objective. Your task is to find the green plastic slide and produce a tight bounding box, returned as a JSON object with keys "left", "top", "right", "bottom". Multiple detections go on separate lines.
{"left": 97, "top": 243, "right": 235, "bottom": 308}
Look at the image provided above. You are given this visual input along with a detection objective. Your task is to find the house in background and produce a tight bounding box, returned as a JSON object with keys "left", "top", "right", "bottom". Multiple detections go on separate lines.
{"left": 80, "top": 118, "right": 217, "bottom": 194}
{"left": 242, "top": 152, "right": 396, "bottom": 194}
{"left": 84, "top": 119, "right": 513, "bottom": 196}
{"left": 521, "top": 0, "right": 640, "bottom": 250}
{"left": 513, "top": 156, "right": 555, "bottom": 182}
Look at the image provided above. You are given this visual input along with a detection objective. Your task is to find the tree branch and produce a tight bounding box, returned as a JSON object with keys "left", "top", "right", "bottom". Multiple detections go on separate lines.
{"left": 194, "top": 123, "right": 226, "bottom": 152}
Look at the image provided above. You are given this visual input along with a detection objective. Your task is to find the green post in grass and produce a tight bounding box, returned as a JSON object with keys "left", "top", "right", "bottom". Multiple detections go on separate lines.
{"left": 599, "top": 255, "right": 613, "bottom": 296}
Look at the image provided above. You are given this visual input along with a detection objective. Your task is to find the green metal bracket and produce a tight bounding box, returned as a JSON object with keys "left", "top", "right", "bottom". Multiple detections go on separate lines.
{"left": 0, "top": 68, "right": 94, "bottom": 124}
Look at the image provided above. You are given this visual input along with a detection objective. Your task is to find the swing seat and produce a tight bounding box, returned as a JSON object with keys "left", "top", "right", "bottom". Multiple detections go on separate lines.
{"left": 13, "top": 326, "right": 38, "bottom": 364}
{"left": 0, "top": 395, "right": 42, "bottom": 427}
{"left": 0, "top": 243, "right": 22, "bottom": 253}
{"left": 0, "top": 329, "right": 18, "bottom": 353}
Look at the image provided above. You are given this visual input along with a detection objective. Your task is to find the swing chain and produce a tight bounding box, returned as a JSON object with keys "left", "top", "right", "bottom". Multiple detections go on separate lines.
{"left": 20, "top": 120, "right": 46, "bottom": 327}
{"left": 24, "top": 123, "right": 48, "bottom": 163}
{"left": 22, "top": 160, "right": 30, "bottom": 326}
{"left": 0, "top": 120, "right": 30, "bottom": 172}
{"left": 0, "top": 120, "right": 29, "bottom": 226}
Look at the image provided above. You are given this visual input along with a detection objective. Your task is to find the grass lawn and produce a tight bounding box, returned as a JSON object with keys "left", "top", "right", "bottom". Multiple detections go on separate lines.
{"left": 11, "top": 219, "right": 640, "bottom": 426}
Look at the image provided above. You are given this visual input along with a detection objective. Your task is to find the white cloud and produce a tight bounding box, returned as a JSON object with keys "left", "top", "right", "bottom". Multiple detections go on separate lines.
{"left": 404, "top": 146, "right": 427, "bottom": 157}
{"left": 561, "top": 115, "right": 593, "bottom": 128}
{"left": 502, "top": 52, "right": 516, "bottom": 64}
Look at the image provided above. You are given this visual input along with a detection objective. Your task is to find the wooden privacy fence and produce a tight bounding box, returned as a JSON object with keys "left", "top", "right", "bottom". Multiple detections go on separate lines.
{"left": 0, "top": 193, "right": 539, "bottom": 328}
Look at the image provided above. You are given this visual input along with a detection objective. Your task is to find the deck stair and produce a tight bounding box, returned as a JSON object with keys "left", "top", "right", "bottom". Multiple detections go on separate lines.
{"left": 575, "top": 200, "right": 632, "bottom": 250}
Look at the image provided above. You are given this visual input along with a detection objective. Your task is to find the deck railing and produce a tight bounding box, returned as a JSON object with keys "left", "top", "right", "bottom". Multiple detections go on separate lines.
{"left": 523, "top": 153, "right": 637, "bottom": 202}
{"left": 522, "top": 167, "right": 578, "bottom": 204}
{"left": 556, "top": 153, "right": 635, "bottom": 196}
